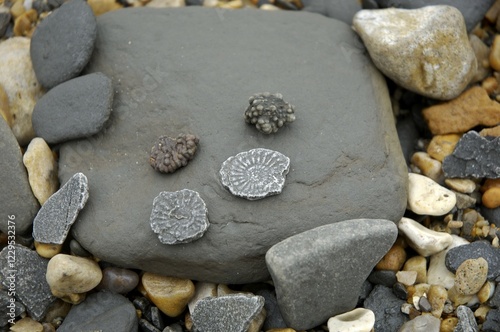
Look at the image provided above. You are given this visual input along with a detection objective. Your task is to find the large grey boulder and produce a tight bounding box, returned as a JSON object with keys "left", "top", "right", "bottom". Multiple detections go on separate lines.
{"left": 58, "top": 7, "right": 408, "bottom": 284}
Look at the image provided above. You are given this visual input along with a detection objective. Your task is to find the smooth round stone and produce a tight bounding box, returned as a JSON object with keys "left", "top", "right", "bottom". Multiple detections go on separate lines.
{"left": 374, "top": 239, "right": 407, "bottom": 271}
{"left": 368, "top": 270, "right": 398, "bottom": 287}
{"left": 9, "top": 317, "right": 43, "bottom": 332}
{"left": 141, "top": 272, "right": 195, "bottom": 317}
{"left": 482, "top": 187, "right": 500, "bottom": 209}
{"left": 22, "top": 137, "right": 58, "bottom": 205}
{"left": 398, "top": 314, "right": 440, "bottom": 332}
{"left": 427, "top": 284, "right": 447, "bottom": 318}
{"left": 46, "top": 254, "right": 102, "bottom": 304}
{"left": 398, "top": 217, "right": 453, "bottom": 257}
{"left": 410, "top": 152, "right": 443, "bottom": 183}
{"left": 327, "top": 308, "right": 375, "bottom": 332}
{"left": 0, "top": 37, "right": 44, "bottom": 145}
{"left": 403, "top": 256, "right": 427, "bottom": 284}
{"left": 353, "top": 5, "right": 476, "bottom": 100}
{"left": 87, "top": 0, "right": 123, "bottom": 15}
{"left": 30, "top": 0, "right": 97, "bottom": 89}
{"left": 396, "top": 271, "right": 417, "bottom": 286}
{"left": 444, "top": 178, "right": 477, "bottom": 194}
{"left": 34, "top": 241, "right": 62, "bottom": 259}
{"left": 407, "top": 173, "right": 456, "bottom": 216}
{"left": 98, "top": 267, "right": 139, "bottom": 294}
{"left": 454, "top": 257, "right": 488, "bottom": 295}
{"left": 427, "top": 134, "right": 461, "bottom": 163}
{"left": 477, "top": 281, "right": 495, "bottom": 303}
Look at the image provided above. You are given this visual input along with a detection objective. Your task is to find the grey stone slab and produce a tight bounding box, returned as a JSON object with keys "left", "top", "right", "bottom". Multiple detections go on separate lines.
{"left": 58, "top": 7, "right": 408, "bottom": 284}
{"left": 265, "top": 219, "right": 398, "bottom": 330}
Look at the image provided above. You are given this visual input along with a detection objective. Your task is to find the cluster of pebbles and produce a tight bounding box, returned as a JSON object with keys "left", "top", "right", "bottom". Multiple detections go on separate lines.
{"left": 2, "top": 0, "right": 500, "bottom": 331}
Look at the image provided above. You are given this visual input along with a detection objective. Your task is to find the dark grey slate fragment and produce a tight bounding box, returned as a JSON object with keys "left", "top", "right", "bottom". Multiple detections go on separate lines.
{"left": 191, "top": 294, "right": 264, "bottom": 332}
{"left": 0, "top": 7, "right": 10, "bottom": 38}
{"left": 0, "top": 118, "right": 39, "bottom": 235}
{"left": 481, "top": 206, "right": 500, "bottom": 224}
{"left": 445, "top": 241, "right": 500, "bottom": 281}
{"left": 0, "top": 289, "right": 25, "bottom": 327}
{"left": 0, "top": 245, "right": 56, "bottom": 321}
{"left": 368, "top": 270, "right": 397, "bottom": 287}
{"left": 255, "top": 288, "right": 287, "bottom": 330}
{"left": 483, "top": 309, "right": 500, "bottom": 332}
{"left": 490, "top": 285, "right": 500, "bottom": 308}
{"left": 301, "top": 0, "right": 361, "bottom": 24}
{"left": 32, "top": 173, "right": 88, "bottom": 244}
{"left": 455, "top": 305, "right": 478, "bottom": 332}
{"left": 265, "top": 219, "right": 398, "bottom": 330}
{"left": 58, "top": 291, "right": 138, "bottom": 332}
{"left": 364, "top": 285, "right": 408, "bottom": 332}
{"left": 58, "top": 7, "right": 407, "bottom": 284}
{"left": 443, "top": 131, "right": 500, "bottom": 179}
{"left": 32, "top": 72, "right": 113, "bottom": 144}
{"left": 396, "top": 115, "right": 419, "bottom": 165}
{"left": 374, "top": 0, "right": 495, "bottom": 32}
{"left": 30, "top": 0, "right": 97, "bottom": 89}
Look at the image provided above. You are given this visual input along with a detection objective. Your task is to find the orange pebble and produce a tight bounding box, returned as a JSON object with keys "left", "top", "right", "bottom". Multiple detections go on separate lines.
{"left": 482, "top": 187, "right": 500, "bottom": 209}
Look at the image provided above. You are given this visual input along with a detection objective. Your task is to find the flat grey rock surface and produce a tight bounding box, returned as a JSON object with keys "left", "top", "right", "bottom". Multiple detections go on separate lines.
{"left": 364, "top": 285, "right": 409, "bottom": 331}
{"left": 265, "top": 219, "right": 398, "bottom": 330}
{"left": 0, "top": 118, "right": 39, "bottom": 235}
{"left": 58, "top": 7, "right": 408, "bottom": 284}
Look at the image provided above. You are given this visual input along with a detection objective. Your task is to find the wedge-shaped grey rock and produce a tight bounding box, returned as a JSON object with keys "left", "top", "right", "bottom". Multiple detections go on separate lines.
{"left": 32, "top": 72, "right": 113, "bottom": 144}
{"left": 191, "top": 294, "right": 264, "bottom": 332}
{"left": 58, "top": 8, "right": 407, "bottom": 284}
{"left": 0, "top": 245, "right": 56, "bottom": 321}
{"left": 30, "top": 0, "right": 97, "bottom": 89}
{"left": 33, "top": 173, "right": 89, "bottom": 244}
{"left": 265, "top": 219, "right": 398, "bottom": 330}
{"left": 443, "top": 131, "right": 500, "bottom": 179}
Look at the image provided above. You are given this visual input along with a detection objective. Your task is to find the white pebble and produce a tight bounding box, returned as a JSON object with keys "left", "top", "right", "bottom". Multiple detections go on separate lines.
{"left": 398, "top": 217, "right": 453, "bottom": 257}
{"left": 407, "top": 173, "right": 456, "bottom": 216}
{"left": 396, "top": 270, "right": 418, "bottom": 286}
{"left": 327, "top": 308, "right": 375, "bottom": 332}
{"left": 427, "top": 235, "right": 469, "bottom": 289}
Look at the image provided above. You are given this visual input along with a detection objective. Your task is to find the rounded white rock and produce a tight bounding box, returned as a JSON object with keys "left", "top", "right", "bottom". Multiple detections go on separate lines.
{"left": 327, "top": 308, "right": 375, "bottom": 332}
{"left": 398, "top": 217, "right": 453, "bottom": 257}
{"left": 407, "top": 173, "right": 456, "bottom": 216}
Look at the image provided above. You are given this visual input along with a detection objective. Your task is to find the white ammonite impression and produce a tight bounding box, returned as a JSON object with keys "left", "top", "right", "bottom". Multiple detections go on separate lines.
{"left": 219, "top": 148, "right": 290, "bottom": 200}
{"left": 150, "top": 189, "right": 209, "bottom": 245}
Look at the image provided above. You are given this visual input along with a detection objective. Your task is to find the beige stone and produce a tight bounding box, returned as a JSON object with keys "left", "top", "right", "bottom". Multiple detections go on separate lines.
{"left": 407, "top": 173, "right": 456, "bottom": 216}
{"left": 474, "top": 304, "right": 491, "bottom": 323}
{"left": 248, "top": 306, "right": 266, "bottom": 332}
{"left": 482, "top": 187, "right": 500, "bottom": 209}
{"left": 216, "top": 0, "right": 243, "bottom": 8}
{"left": 486, "top": 0, "right": 500, "bottom": 23}
{"left": 454, "top": 258, "right": 488, "bottom": 295}
{"left": 260, "top": 4, "right": 280, "bottom": 10}
{"left": 396, "top": 270, "right": 418, "bottom": 286}
{"left": 42, "top": 299, "right": 72, "bottom": 325}
{"left": 444, "top": 178, "right": 476, "bottom": 194}
{"left": 265, "top": 329, "right": 296, "bottom": 332}
{"left": 141, "top": 272, "right": 195, "bottom": 317}
{"left": 46, "top": 254, "right": 102, "bottom": 304}
{"left": 188, "top": 282, "right": 217, "bottom": 313}
{"left": 411, "top": 152, "right": 443, "bottom": 183}
{"left": 491, "top": 34, "right": 500, "bottom": 71}
{"left": 146, "top": 0, "right": 185, "bottom": 7}
{"left": 10, "top": 0, "right": 25, "bottom": 18}
{"left": 447, "top": 285, "right": 476, "bottom": 306}
{"left": 0, "top": 83, "right": 12, "bottom": 127}
{"left": 477, "top": 281, "right": 495, "bottom": 303}
{"left": 23, "top": 137, "right": 58, "bottom": 205}
{"left": 470, "top": 34, "right": 491, "bottom": 83}
{"left": 34, "top": 241, "right": 62, "bottom": 259}
{"left": 13, "top": 9, "right": 37, "bottom": 37}
{"left": 427, "top": 134, "right": 461, "bottom": 162}
{"left": 10, "top": 317, "right": 43, "bottom": 332}
{"left": 87, "top": 0, "right": 123, "bottom": 16}
{"left": 440, "top": 317, "right": 458, "bottom": 332}
{"left": 406, "top": 283, "right": 430, "bottom": 303}
{"left": 422, "top": 86, "right": 500, "bottom": 135}
{"left": 481, "top": 178, "right": 500, "bottom": 192}
{"left": 403, "top": 256, "right": 427, "bottom": 284}
{"left": 375, "top": 239, "right": 406, "bottom": 271}
{"left": 353, "top": 6, "right": 476, "bottom": 100}
{"left": 0, "top": 37, "right": 44, "bottom": 145}
{"left": 427, "top": 284, "right": 447, "bottom": 318}
{"left": 480, "top": 125, "right": 500, "bottom": 136}
{"left": 481, "top": 76, "right": 499, "bottom": 95}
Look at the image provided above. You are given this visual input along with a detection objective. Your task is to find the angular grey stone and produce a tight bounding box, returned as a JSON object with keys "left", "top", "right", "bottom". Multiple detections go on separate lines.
{"left": 481, "top": 206, "right": 500, "bottom": 224}
{"left": 254, "top": 288, "right": 287, "bottom": 330}
{"left": 398, "top": 314, "right": 440, "bottom": 332}
{"left": 191, "top": 294, "right": 264, "bottom": 332}
{"left": 443, "top": 131, "right": 500, "bottom": 179}
{"left": 368, "top": 270, "right": 397, "bottom": 287}
{"left": 32, "top": 72, "right": 113, "bottom": 144}
{"left": 445, "top": 241, "right": 500, "bottom": 281}
{"left": 0, "top": 245, "right": 56, "bottom": 321}
{"left": 301, "top": 0, "right": 361, "bottom": 24}
{"left": 0, "top": 289, "right": 25, "bottom": 327}
{"left": 30, "top": 0, "right": 97, "bottom": 89}
{"left": 483, "top": 309, "right": 500, "bottom": 332}
{"left": 0, "top": 117, "right": 39, "bottom": 235}
{"left": 374, "top": 0, "right": 495, "bottom": 32}
{"left": 150, "top": 189, "right": 209, "bottom": 245}
{"left": 0, "top": 7, "right": 10, "bottom": 38}
{"left": 265, "top": 219, "right": 398, "bottom": 330}
{"left": 58, "top": 291, "right": 138, "bottom": 332}
{"left": 455, "top": 305, "right": 478, "bottom": 332}
{"left": 490, "top": 284, "right": 500, "bottom": 308}
{"left": 58, "top": 8, "right": 408, "bottom": 284}
{"left": 220, "top": 148, "right": 290, "bottom": 200}
{"left": 33, "top": 173, "right": 89, "bottom": 244}
{"left": 364, "top": 285, "right": 408, "bottom": 332}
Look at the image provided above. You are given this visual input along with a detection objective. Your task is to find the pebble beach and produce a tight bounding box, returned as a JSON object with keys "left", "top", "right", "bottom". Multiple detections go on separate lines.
{"left": 1, "top": 0, "right": 500, "bottom": 331}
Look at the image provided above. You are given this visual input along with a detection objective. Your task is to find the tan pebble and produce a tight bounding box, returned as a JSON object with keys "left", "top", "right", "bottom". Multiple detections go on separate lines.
{"left": 422, "top": 86, "right": 500, "bottom": 135}
{"left": 486, "top": 0, "right": 500, "bottom": 23}
{"left": 454, "top": 191, "right": 476, "bottom": 210}
{"left": 406, "top": 283, "right": 430, "bottom": 303}
{"left": 185, "top": 312, "right": 193, "bottom": 330}
{"left": 188, "top": 282, "right": 217, "bottom": 313}
{"left": 440, "top": 317, "right": 458, "bottom": 332}
{"left": 482, "top": 76, "right": 499, "bottom": 95}
{"left": 481, "top": 178, "right": 500, "bottom": 192}
{"left": 146, "top": 0, "right": 185, "bottom": 7}
{"left": 10, "top": 317, "right": 43, "bottom": 332}
{"left": 470, "top": 35, "right": 491, "bottom": 83}
{"left": 428, "top": 284, "right": 447, "bottom": 318}
{"left": 447, "top": 285, "right": 475, "bottom": 306}
{"left": 248, "top": 306, "right": 266, "bottom": 332}
{"left": 42, "top": 322, "right": 56, "bottom": 332}
{"left": 265, "top": 329, "right": 297, "bottom": 332}
{"left": 260, "top": 4, "right": 280, "bottom": 10}
{"left": 444, "top": 178, "right": 476, "bottom": 194}
{"left": 480, "top": 125, "right": 500, "bottom": 136}
{"left": 87, "top": 0, "right": 123, "bottom": 16}
{"left": 23, "top": 137, "right": 58, "bottom": 205}
{"left": 474, "top": 304, "right": 491, "bottom": 323}
{"left": 141, "top": 272, "right": 195, "bottom": 317}
{"left": 43, "top": 299, "right": 72, "bottom": 325}
{"left": 34, "top": 241, "right": 62, "bottom": 258}
{"left": 478, "top": 281, "right": 495, "bottom": 303}
{"left": 403, "top": 256, "right": 427, "bottom": 284}
{"left": 216, "top": 0, "right": 243, "bottom": 8}
{"left": 482, "top": 187, "right": 500, "bottom": 209}
{"left": 217, "top": 284, "right": 241, "bottom": 296}
{"left": 46, "top": 254, "right": 102, "bottom": 304}
{"left": 375, "top": 239, "right": 406, "bottom": 271}
{"left": 13, "top": 9, "right": 37, "bottom": 37}
{"left": 427, "top": 134, "right": 461, "bottom": 162}
{"left": 491, "top": 35, "right": 500, "bottom": 71}
{"left": 455, "top": 257, "right": 488, "bottom": 295}
{"left": 0, "top": 84, "right": 12, "bottom": 127}
{"left": 396, "top": 270, "right": 418, "bottom": 286}
{"left": 410, "top": 152, "right": 443, "bottom": 183}
{"left": 10, "top": 0, "right": 25, "bottom": 19}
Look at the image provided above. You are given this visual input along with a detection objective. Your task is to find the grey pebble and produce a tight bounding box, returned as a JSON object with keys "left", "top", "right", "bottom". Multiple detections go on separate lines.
{"left": 483, "top": 308, "right": 500, "bottom": 332}
{"left": 255, "top": 288, "right": 287, "bottom": 330}
{"left": 455, "top": 305, "right": 479, "bottom": 332}
{"left": 32, "top": 72, "right": 113, "bottom": 144}
{"left": 0, "top": 6, "right": 11, "bottom": 38}
{"left": 489, "top": 285, "right": 500, "bottom": 308}
{"left": 191, "top": 294, "right": 264, "bottom": 332}
{"left": 97, "top": 267, "right": 139, "bottom": 294}
{"left": 0, "top": 245, "right": 56, "bottom": 321}
{"left": 445, "top": 241, "right": 500, "bottom": 280}
{"left": 398, "top": 314, "right": 440, "bottom": 332}
{"left": 392, "top": 282, "right": 408, "bottom": 301}
{"left": 368, "top": 270, "right": 398, "bottom": 287}
{"left": 265, "top": 219, "right": 397, "bottom": 330}
{"left": 30, "top": 0, "right": 97, "bottom": 89}
{"left": 139, "top": 319, "right": 161, "bottom": 332}
{"left": 58, "top": 291, "right": 138, "bottom": 332}
{"left": 364, "top": 285, "right": 408, "bottom": 332}
{"left": 481, "top": 205, "right": 500, "bottom": 224}
{"left": 32, "top": 173, "right": 88, "bottom": 244}
{"left": 69, "top": 239, "right": 92, "bottom": 257}
{"left": 419, "top": 296, "right": 432, "bottom": 312}
{"left": 442, "top": 131, "right": 500, "bottom": 179}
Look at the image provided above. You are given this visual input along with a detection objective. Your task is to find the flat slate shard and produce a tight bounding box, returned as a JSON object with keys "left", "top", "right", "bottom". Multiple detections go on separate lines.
{"left": 220, "top": 148, "right": 290, "bottom": 200}
{"left": 443, "top": 131, "right": 500, "bottom": 179}
{"left": 150, "top": 189, "right": 209, "bottom": 245}
{"left": 0, "top": 245, "right": 56, "bottom": 321}
{"left": 191, "top": 294, "right": 265, "bottom": 332}
{"left": 33, "top": 173, "right": 89, "bottom": 244}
